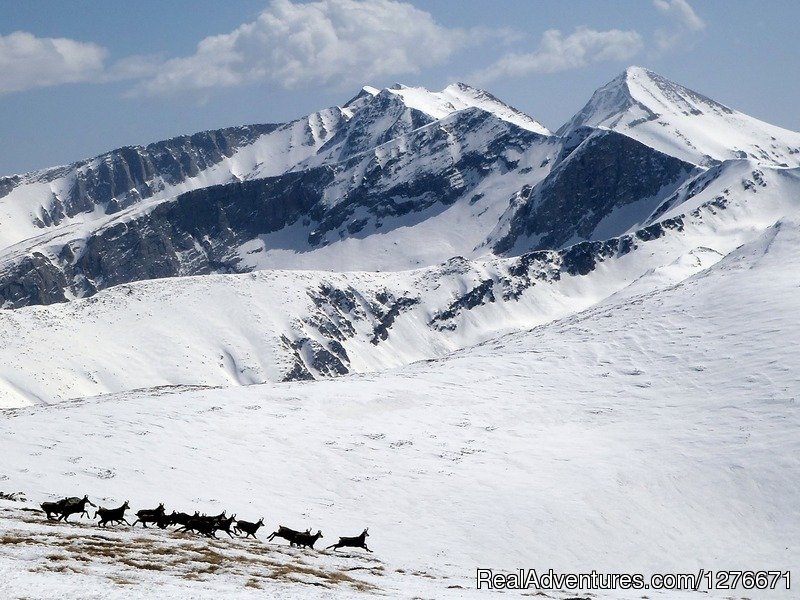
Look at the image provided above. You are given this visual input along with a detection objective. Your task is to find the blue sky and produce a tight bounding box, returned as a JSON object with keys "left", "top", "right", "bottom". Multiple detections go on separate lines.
{"left": 1, "top": 0, "right": 798, "bottom": 175}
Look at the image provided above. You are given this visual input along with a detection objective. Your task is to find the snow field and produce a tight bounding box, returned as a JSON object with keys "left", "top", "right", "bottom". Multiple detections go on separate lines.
{"left": 1, "top": 218, "right": 798, "bottom": 597}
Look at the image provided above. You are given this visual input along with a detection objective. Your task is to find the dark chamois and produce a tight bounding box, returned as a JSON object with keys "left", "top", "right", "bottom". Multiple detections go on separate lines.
{"left": 41, "top": 499, "right": 67, "bottom": 520}
{"left": 95, "top": 501, "right": 131, "bottom": 527}
{"left": 267, "top": 524, "right": 310, "bottom": 544}
{"left": 234, "top": 517, "right": 265, "bottom": 539}
{"left": 155, "top": 512, "right": 173, "bottom": 529}
{"left": 208, "top": 510, "right": 226, "bottom": 522}
{"left": 179, "top": 515, "right": 219, "bottom": 538}
{"left": 176, "top": 512, "right": 225, "bottom": 537}
{"left": 326, "top": 528, "right": 371, "bottom": 552}
{"left": 58, "top": 495, "right": 96, "bottom": 522}
{"left": 293, "top": 529, "right": 323, "bottom": 549}
{"left": 132, "top": 503, "right": 165, "bottom": 528}
{"left": 215, "top": 513, "right": 237, "bottom": 539}
{"left": 165, "top": 510, "right": 198, "bottom": 527}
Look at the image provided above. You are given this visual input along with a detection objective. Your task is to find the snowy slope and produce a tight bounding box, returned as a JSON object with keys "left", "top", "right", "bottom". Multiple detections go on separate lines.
{"left": 0, "top": 216, "right": 797, "bottom": 598}
{"left": 1, "top": 159, "right": 797, "bottom": 408}
{"left": 559, "top": 66, "right": 800, "bottom": 167}
{"left": 384, "top": 81, "right": 550, "bottom": 134}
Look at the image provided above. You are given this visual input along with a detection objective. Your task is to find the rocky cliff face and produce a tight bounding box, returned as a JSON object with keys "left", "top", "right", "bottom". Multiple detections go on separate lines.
{"left": 0, "top": 168, "right": 332, "bottom": 307}
{"left": 4, "top": 125, "right": 279, "bottom": 229}
{"left": 492, "top": 129, "right": 696, "bottom": 254}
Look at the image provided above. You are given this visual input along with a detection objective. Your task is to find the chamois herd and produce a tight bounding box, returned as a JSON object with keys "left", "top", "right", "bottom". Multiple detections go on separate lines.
{"left": 38, "top": 495, "right": 372, "bottom": 553}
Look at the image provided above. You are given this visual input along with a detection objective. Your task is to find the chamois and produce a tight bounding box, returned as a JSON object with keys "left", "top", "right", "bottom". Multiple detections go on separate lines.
{"left": 58, "top": 495, "right": 96, "bottom": 522}
{"left": 41, "top": 499, "right": 67, "bottom": 520}
{"left": 267, "top": 525, "right": 310, "bottom": 544}
{"left": 208, "top": 510, "right": 227, "bottom": 522}
{"left": 179, "top": 515, "right": 219, "bottom": 538}
{"left": 215, "top": 513, "right": 237, "bottom": 539}
{"left": 293, "top": 529, "right": 323, "bottom": 549}
{"left": 95, "top": 501, "right": 131, "bottom": 527}
{"left": 155, "top": 512, "right": 173, "bottom": 529}
{"left": 234, "top": 517, "right": 265, "bottom": 539}
{"left": 165, "top": 510, "right": 197, "bottom": 527}
{"left": 326, "top": 528, "right": 371, "bottom": 552}
{"left": 177, "top": 512, "right": 225, "bottom": 537}
{"left": 132, "top": 503, "right": 165, "bottom": 528}
{"left": 35, "top": 490, "right": 375, "bottom": 555}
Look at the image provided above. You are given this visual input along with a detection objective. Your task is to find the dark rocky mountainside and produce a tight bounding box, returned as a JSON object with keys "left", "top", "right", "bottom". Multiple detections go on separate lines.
{"left": 1, "top": 125, "right": 279, "bottom": 225}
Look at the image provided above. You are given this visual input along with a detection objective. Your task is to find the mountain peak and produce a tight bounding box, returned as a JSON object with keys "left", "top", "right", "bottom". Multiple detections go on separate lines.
{"left": 559, "top": 66, "right": 800, "bottom": 166}
{"left": 622, "top": 64, "right": 657, "bottom": 79}
{"left": 339, "top": 81, "right": 549, "bottom": 135}
{"left": 381, "top": 82, "right": 550, "bottom": 135}
{"left": 342, "top": 85, "right": 380, "bottom": 112}
{"left": 443, "top": 81, "right": 480, "bottom": 94}
{"left": 559, "top": 66, "right": 734, "bottom": 136}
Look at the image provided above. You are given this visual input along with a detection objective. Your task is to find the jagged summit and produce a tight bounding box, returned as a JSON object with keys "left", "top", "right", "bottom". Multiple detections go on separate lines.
{"left": 344, "top": 81, "right": 550, "bottom": 135}
{"left": 383, "top": 81, "right": 551, "bottom": 135}
{"left": 342, "top": 85, "right": 380, "bottom": 107}
{"left": 559, "top": 65, "right": 800, "bottom": 166}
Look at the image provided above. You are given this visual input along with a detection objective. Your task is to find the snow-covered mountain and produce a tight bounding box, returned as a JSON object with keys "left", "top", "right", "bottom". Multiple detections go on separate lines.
{"left": 1, "top": 154, "right": 798, "bottom": 407}
{"left": 0, "top": 82, "right": 547, "bottom": 250}
{"left": 559, "top": 66, "right": 800, "bottom": 167}
{"left": 0, "top": 83, "right": 556, "bottom": 307}
{"left": 1, "top": 66, "right": 799, "bottom": 598}
{"left": 3, "top": 69, "right": 799, "bottom": 313}
{"left": 0, "top": 67, "right": 798, "bottom": 385}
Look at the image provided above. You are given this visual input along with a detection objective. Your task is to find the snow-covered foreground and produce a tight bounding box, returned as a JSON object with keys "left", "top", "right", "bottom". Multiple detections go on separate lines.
{"left": 1, "top": 218, "right": 797, "bottom": 598}
{"left": 0, "top": 504, "right": 740, "bottom": 600}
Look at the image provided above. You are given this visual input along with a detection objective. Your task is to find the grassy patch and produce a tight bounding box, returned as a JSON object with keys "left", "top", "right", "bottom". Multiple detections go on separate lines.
{"left": 68, "top": 541, "right": 121, "bottom": 559}
{"left": 268, "top": 562, "right": 379, "bottom": 592}
{"left": 245, "top": 578, "right": 262, "bottom": 589}
{"left": 44, "top": 553, "right": 66, "bottom": 561}
{"left": 35, "top": 563, "right": 85, "bottom": 574}
{"left": 192, "top": 546, "right": 229, "bottom": 568}
{"left": 1, "top": 511, "right": 384, "bottom": 594}
{"left": 107, "top": 575, "right": 137, "bottom": 586}
{"left": 118, "top": 557, "right": 166, "bottom": 571}
{"left": 0, "top": 534, "right": 29, "bottom": 545}
{"left": 141, "top": 544, "right": 181, "bottom": 556}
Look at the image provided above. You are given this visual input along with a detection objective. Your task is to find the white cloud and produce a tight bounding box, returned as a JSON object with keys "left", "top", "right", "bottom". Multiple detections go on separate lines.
{"left": 104, "top": 54, "right": 164, "bottom": 82}
{"left": 468, "top": 27, "right": 643, "bottom": 84}
{"left": 653, "top": 0, "right": 705, "bottom": 52}
{"left": 135, "top": 0, "right": 494, "bottom": 97}
{"left": 0, "top": 1, "right": 704, "bottom": 99}
{"left": 0, "top": 31, "right": 107, "bottom": 94}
